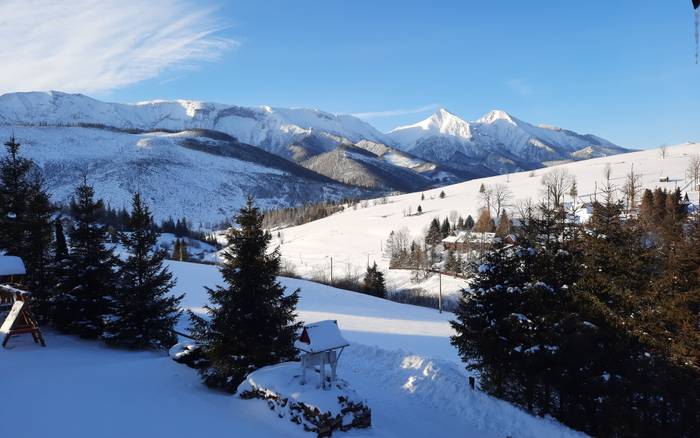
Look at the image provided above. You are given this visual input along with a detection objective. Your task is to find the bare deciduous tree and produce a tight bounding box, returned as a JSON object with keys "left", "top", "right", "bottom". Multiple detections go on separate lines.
{"left": 479, "top": 185, "right": 494, "bottom": 216}
{"left": 688, "top": 154, "right": 700, "bottom": 190}
{"left": 659, "top": 144, "right": 668, "bottom": 159}
{"left": 492, "top": 183, "right": 513, "bottom": 217}
{"left": 603, "top": 163, "right": 612, "bottom": 182}
{"left": 541, "top": 168, "right": 574, "bottom": 207}
{"left": 621, "top": 165, "right": 642, "bottom": 212}
{"left": 449, "top": 210, "right": 459, "bottom": 225}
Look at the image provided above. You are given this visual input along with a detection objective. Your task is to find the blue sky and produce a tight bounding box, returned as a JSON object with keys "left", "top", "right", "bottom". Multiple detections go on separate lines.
{"left": 4, "top": 1, "right": 700, "bottom": 148}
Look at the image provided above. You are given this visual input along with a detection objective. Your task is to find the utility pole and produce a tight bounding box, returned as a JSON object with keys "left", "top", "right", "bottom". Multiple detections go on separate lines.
{"left": 438, "top": 270, "right": 442, "bottom": 314}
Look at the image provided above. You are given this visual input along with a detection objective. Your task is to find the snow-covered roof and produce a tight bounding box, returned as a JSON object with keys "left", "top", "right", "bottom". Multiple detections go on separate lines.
{"left": 0, "top": 256, "right": 25, "bottom": 276}
{"left": 295, "top": 320, "right": 349, "bottom": 353}
{"left": 442, "top": 231, "right": 496, "bottom": 245}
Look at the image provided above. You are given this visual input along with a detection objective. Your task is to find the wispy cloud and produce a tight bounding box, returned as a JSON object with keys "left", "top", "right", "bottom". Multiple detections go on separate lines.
{"left": 0, "top": 0, "right": 236, "bottom": 94}
{"left": 506, "top": 78, "right": 535, "bottom": 96}
{"left": 351, "top": 104, "right": 440, "bottom": 119}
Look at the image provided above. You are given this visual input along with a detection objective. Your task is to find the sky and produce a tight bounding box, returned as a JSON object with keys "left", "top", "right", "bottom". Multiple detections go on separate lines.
{"left": 1, "top": 0, "right": 699, "bottom": 149}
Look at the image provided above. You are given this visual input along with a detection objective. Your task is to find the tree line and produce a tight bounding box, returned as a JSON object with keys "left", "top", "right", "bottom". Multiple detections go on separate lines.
{"left": 451, "top": 183, "right": 699, "bottom": 436}
{"left": 0, "top": 136, "right": 309, "bottom": 395}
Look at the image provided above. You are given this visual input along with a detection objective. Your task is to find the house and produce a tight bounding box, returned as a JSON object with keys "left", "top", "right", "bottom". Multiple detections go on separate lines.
{"left": 295, "top": 320, "right": 349, "bottom": 389}
{"left": 442, "top": 231, "right": 496, "bottom": 253}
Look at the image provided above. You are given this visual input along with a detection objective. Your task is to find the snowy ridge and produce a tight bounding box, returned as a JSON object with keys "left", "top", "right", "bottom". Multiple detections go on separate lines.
{"left": 0, "top": 91, "right": 390, "bottom": 159}
{"left": 388, "top": 108, "right": 626, "bottom": 168}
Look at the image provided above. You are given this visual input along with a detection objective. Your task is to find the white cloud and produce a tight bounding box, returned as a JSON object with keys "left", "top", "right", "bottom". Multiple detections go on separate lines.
{"left": 351, "top": 104, "right": 440, "bottom": 119}
{"left": 0, "top": 0, "right": 236, "bottom": 94}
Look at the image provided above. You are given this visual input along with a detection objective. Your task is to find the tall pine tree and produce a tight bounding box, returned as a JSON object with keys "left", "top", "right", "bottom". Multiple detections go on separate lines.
{"left": 55, "top": 178, "right": 117, "bottom": 338}
{"left": 0, "top": 137, "right": 54, "bottom": 320}
{"left": 189, "top": 196, "right": 302, "bottom": 393}
{"left": 104, "top": 193, "right": 182, "bottom": 349}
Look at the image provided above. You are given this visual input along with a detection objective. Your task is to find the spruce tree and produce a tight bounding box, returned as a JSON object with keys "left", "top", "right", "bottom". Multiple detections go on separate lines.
{"left": 425, "top": 218, "right": 442, "bottom": 245}
{"left": 362, "top": 262, "right": 386, "bottom": 298}
{"left": 440, "top": 217, "right": 451, "bottom": 238}
{"left": 0, "top": 137, "right": 54, "bottom": 320}
{"left": 104, "top": 193, "right": 182, "bottom": 349}
{"left": 189, "top": 196, "right": 302, "bottom": 393}
{"left": 465, "top": 215, "right": 475, "bottom": 230}
{"left": 23, "top": 175, "right": 55, "bottom": 320}
{"left": 54, "top": 218, "right": 68, "bottom": 262}
{"left": 0, "top": 136, "right": 32, "bottom": 255}
{"left": 55, "top": 178, "right": 117, "bottom": 338}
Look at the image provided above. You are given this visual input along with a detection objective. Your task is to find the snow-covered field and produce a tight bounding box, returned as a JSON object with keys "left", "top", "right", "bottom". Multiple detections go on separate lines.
{"left": 273, "top": 143, "right": 700, "bottom": 299}
{"left": 0, "top": 260, "right": 582, "bottom": 437}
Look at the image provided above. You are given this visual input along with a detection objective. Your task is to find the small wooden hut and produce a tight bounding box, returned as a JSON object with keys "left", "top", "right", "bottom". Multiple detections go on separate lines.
{"left": 295, "top": 320, "right": 349, "bottom": 389}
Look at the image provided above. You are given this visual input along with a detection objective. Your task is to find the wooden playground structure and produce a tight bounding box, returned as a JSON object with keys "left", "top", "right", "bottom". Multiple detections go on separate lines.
{"left": 0, "top": 256, "right": 45, "bottom": 348}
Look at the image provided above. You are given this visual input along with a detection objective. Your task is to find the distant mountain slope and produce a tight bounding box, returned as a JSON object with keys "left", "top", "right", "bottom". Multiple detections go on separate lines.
{"left": 0, "top": 91, "right": 391, "bottom": 159}
{"left": 271, "top": 142, "right": 698, "bottom": 300}
{"left": 2, "top": 126, "right": 368, "bottom": 225}
{"left": 0, "top": 91, "right": 628, "bottom": 220}
{"left": 388, "top": 108, "right": 627, "bottom": 173}
{"left": 0, "top": 91, "right": 454, "bottom": 193}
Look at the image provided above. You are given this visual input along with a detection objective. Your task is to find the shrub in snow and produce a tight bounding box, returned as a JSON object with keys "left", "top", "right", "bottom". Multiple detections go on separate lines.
{"left": 238, "top": 362, "right": 371, "bottom": 437}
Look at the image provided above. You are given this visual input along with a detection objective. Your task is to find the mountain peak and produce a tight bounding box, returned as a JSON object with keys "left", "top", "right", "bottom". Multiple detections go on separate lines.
{"left": 477, "top": 109, "right": 517, "bottom": 125}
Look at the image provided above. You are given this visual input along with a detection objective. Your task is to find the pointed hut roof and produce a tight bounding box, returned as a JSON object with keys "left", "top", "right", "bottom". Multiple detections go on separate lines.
{"left": 295, "top": 320, "right": 349, "bottom": 353}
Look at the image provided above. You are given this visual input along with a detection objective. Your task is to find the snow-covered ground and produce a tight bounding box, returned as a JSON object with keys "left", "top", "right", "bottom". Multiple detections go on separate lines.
{"left": 0, "top": 260, "right": 583, "bottom": 437}
{"left": 273, "top": 143, "right": 700, "bottom": 299}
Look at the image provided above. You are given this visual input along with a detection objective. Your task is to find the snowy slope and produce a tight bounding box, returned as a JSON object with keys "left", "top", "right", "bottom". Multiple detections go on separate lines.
{"left": 2, "top": 126, "right": 366, "bottom": 226}
{"left": 271, "top": 143, "right": 700, "bottom": 299}
{"left": 0, "top": 262, "right": 583, "bottom": 437}
{"left": 388, "top": 108, "right": 626, "bottom": 170}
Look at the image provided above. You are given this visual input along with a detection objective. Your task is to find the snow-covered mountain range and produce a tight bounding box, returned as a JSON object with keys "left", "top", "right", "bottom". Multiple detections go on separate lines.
{"left": 388, "top": 108, "right": 627, "bottom": 172}
{"left": 0, "top": 91, "right": 626, "bottom": 222}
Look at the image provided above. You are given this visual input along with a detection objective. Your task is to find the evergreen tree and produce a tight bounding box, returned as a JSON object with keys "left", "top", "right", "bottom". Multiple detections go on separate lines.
{"left": 188, "top": 196, "right": 302, "bottom": 393}
{"left": 54, "top": 178, "right": 118, "bottom": 338}
{"left": 440, "top": 217, "right": 451, "bottom": 238}
{"left": 362, "top": 262, "right": 386, "bottom": 298}
{"left": 465, "top": 215, "right": 475, "bottom": 230}
{"left": 22, "top": 175, "right": 55, "bottom": 320}
{"left": 457, "top": 216, "right": 465, "bottom": 230}
{"left": 439, "top": 190, "right": 446, "bottom": 199}
{"left": 421, "top": 193, "right": 425, "bottom": 201}
{"left": 54, "top": 218, "right": 68, "bottom": 262}
{"left": 0, "top": 136, "right": 32, "bottom": 255}
{"left": 0, "top": 137, "right": 54, "bottom": 320}
{"left": 104, "top": 193, "right": 182, "bottom": 349}
{"left": 417, "top": 204, "right": 422, "bottom": 215}
{"left": 172, "top": 238, "right": 189, "bottom": 261}
{"left": 425, "top": 218, "right": 442, "bottom": 245}
{"left": 639, "top": 188, "right": 655, "bottom": 229}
